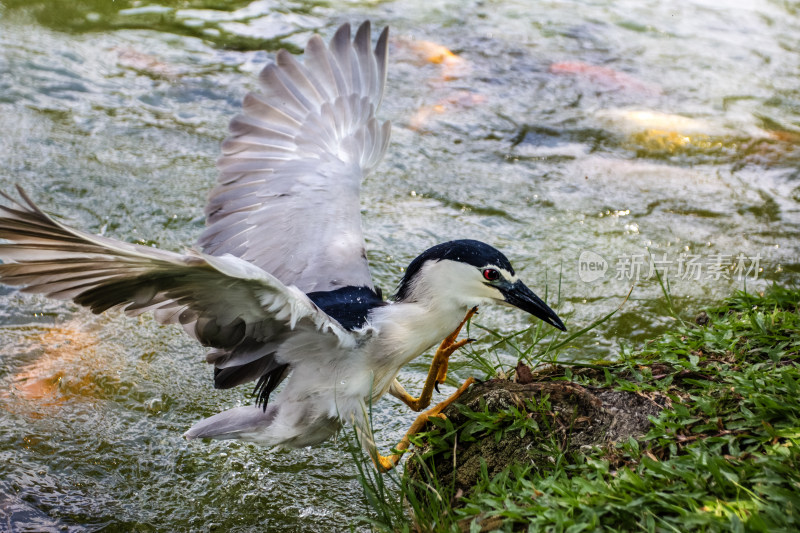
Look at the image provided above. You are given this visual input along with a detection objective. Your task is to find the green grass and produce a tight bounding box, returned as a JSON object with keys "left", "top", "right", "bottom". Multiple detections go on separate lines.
{"left": 457, "top": 279, "right": 628, "bottom": 381}
{"left": 354, "top": 284, "right": 800, "bottom": 532}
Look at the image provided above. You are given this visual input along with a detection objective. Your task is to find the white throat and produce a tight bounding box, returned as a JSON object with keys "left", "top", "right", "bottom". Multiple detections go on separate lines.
{"left": 364, "top": 260, "right": 501, "bottom": 397}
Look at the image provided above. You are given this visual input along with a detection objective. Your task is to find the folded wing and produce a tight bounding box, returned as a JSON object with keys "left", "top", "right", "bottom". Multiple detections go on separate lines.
{"left": 199, "top": 21, "right": 391, "bottom": 293}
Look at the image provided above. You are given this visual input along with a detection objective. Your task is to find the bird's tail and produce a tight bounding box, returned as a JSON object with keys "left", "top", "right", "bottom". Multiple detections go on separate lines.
{"left": 184, "top": 405, "right": 278, "bottom": 441}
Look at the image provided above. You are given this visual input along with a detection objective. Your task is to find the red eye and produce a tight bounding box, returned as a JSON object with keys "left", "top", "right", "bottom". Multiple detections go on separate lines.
{"left": 483, "top": 268, "right": 500, "bottom": 281}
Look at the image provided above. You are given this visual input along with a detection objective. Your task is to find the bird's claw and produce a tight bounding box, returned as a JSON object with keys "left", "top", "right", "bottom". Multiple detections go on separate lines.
{"left": 434, "top": 381, "right": 441, "bottom": 393}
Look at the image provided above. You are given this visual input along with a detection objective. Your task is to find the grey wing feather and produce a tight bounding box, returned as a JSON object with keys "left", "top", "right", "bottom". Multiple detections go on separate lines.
{"left": 0, "top": 188, "right": 352, "bottom": 388}
{"left": 199, "top": 21, "right": 391, "bottom": 293}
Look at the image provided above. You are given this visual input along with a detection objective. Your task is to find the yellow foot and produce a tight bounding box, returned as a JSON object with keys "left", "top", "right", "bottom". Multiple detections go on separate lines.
{"left": 392, "top": 307, "right": 478, "bottom": 412}
{"left": 434, "top": 306, "right": 478, "bottom": 389}
{"left": 376, "top": 376, "right": 476, "bottom": 472}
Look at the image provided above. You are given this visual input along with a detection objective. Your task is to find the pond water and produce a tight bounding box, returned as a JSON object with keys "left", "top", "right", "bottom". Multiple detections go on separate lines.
{"left": 1, "top": 0, "right": 798, "bottom": 530}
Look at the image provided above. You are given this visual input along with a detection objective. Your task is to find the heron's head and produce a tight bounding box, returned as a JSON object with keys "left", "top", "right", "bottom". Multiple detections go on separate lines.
{"left": 394, "top": 239, "right": 566, "bottom": 331}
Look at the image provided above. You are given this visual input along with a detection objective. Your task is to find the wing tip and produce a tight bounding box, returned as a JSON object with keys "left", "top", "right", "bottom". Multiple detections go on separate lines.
{"left": 330, "top": 21, "right": 352, "bottom": 50}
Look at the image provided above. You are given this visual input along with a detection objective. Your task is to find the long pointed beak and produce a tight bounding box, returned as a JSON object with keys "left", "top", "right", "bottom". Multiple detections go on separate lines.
{"left": 499, "top": 280, "right": 566, "bottom": 331}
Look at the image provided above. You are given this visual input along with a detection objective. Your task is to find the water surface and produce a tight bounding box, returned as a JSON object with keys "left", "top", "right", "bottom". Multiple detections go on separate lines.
{"left": 1, "top": 0, "right": 798, "bottom": 529}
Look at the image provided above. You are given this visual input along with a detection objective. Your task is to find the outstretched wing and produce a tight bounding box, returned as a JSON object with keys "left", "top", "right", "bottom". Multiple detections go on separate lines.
{"left": 0, "top": 188, "right": 354, "bottom": 397}
{"left": 199, "top": 21, "right": 391, "bottom": 293}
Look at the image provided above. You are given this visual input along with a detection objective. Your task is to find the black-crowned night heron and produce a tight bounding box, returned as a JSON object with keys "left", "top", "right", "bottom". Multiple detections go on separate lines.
{"left": 0, "top": 22, "right": 565, "bottom": 470}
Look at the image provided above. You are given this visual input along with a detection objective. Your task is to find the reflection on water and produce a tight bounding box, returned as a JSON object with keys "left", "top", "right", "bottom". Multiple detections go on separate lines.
{"left": 0, "top": 0, "right": 798, "bottom": 529}
{"left": 3, "top": 321, "right": 107, "bottom": 410}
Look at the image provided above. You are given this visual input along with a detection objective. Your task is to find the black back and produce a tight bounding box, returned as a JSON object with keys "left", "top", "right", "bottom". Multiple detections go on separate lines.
{"left": 307, "top": 285, "right": 386, "bottom": 331}
{"left": 394, "top": 239, "right": 514, "bottom": 301}
{"left": 241, "top": 285, "right": 385, "bottom": 411}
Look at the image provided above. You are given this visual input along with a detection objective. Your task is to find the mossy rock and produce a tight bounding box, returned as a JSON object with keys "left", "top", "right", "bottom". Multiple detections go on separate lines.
{"left": 406, "top": 370, "right": 668, "bottom": 496}
{"left": 391, "top": 287, "right": 800, "bottom": 532}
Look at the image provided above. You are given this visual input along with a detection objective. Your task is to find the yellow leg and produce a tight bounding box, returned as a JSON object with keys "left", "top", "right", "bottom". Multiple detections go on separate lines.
{"left": 392, "top": 306, "right": 478, "bottom": 413}
{"left": 376, "top": 377, "right": 476, "bottom": 472}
